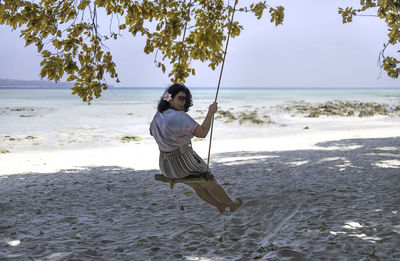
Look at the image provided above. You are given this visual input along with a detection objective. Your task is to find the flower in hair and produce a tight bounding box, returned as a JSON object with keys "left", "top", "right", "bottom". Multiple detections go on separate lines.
{"left": 163, "top": 92, "right": 172, "bottom": 102}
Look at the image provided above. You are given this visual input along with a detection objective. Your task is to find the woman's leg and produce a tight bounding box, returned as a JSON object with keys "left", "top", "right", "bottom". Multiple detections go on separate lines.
{"left": 186, "top": 183, "right": 227, "bottom": 213}
{"left": 198, "top": 181, "right": 242, "bottom": 212}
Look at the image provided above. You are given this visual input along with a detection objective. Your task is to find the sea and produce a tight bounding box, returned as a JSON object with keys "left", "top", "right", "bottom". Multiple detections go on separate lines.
{"left": 1, "top": 87, "right": 400, "bottom": 151}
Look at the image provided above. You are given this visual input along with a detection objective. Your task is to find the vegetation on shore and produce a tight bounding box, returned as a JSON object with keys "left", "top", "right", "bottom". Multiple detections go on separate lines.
{"left": 215, "top": 109, "right": 274, "bottom": 125}
{"left": 273, "top": 101, "right": 400, "bottom": 118}
{"left": 0, "top": 78, "right": 74, "bottom": 88}
{"left": 0, "top": 148, "right": 10, "bottom": 154}
{"left": 120, "top": 136, "right": 142, "bottom": 143}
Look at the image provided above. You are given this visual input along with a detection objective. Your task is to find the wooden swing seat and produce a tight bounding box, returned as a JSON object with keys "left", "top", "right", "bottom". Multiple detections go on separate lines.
{"left": 154, "top": 172, "right": 214, "bottom": 189}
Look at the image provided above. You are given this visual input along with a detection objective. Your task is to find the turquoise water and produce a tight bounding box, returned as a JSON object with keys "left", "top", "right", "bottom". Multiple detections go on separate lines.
{"left": 1, "top": 87, "right": 400, "bottom": 106}
{"left": 1, "top": 87, "right": 399, "bottom": 138}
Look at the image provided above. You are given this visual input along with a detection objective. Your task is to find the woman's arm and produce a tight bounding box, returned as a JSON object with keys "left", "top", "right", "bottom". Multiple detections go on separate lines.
{"left": 193, "top": 102, "right": 218, "bottom": 138}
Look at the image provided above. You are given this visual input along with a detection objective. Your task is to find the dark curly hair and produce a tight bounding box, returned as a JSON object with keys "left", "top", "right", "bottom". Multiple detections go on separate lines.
{"left": 157, "top": 83, "right": 193, "bottom": 113}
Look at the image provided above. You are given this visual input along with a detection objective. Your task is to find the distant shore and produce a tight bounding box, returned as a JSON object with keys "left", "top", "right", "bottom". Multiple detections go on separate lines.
{"left": 0, "top": 78, "right": 74, "bottom": 88}
{"left": 0, "top": 78, "right": 112, "bottom": 88}
{"left": 1, "top": 79, "right": 400, "bottom": 89}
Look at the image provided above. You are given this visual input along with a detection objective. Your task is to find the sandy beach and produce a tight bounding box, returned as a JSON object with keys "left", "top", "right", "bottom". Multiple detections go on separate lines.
{"left": 1, "top": 88, "right": 400, "bottom": 260}
{"left": 1, "top": 116, "right": 400, "bottom": 260}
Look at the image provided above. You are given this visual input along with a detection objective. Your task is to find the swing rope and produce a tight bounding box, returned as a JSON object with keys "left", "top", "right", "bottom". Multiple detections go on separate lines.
{"left": 173, "top": 0, "right": 238, "bottom": 175}
{"left": 175, "top": 0, "right": 192, "bottom": 82}
{"left": 206, "top": 0, "right": 238, "bottom": 173}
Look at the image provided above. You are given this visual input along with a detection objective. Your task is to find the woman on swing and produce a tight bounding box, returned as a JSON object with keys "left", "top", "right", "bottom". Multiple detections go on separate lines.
{"left": 150, "top": 83, "right": 242, "bottom": 213}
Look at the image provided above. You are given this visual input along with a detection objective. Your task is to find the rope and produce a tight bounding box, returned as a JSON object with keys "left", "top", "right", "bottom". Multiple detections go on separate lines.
{"left": 175, "top": 0, "right": 192, "bottom": 82}
{"left": 206, "top": 0, "right": 238, "bottom": 173}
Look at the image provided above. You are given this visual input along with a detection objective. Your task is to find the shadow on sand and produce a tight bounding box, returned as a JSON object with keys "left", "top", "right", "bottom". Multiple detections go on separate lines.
{"left": 0, "top": 137, "right": 399, "bottom": 260}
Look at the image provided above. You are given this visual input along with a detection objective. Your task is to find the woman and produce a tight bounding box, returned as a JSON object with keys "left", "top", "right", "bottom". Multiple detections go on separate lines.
{"left": 150, "top": 83, "right": 242, "bottom": 213}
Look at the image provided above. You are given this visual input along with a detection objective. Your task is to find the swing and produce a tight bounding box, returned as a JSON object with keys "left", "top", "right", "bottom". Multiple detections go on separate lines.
{"left": 154, "top": 0, "right": 238, "bottom": 189}
{"left": 155, "top": 172, "right": 215, "bottom": 189}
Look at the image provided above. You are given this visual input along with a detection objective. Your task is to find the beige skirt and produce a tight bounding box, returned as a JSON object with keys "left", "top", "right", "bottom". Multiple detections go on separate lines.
{"left": 159, "top": 144, "right": 210, "bottom": 178}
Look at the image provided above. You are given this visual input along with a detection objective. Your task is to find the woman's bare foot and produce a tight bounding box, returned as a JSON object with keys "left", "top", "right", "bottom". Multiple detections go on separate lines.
{"left": 217, "top": 204, "right": 227, "bottom": 214}
{"left": 217, "top": 205, "right": 226, "bottom": 214}
{"left": 229, "top": 198, "right": 243, "bottom": 212}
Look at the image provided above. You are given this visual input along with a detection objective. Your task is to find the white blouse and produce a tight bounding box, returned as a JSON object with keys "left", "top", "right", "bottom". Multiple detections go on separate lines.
{"left": 150, "top": 109, "right": 198, "bottom": 152}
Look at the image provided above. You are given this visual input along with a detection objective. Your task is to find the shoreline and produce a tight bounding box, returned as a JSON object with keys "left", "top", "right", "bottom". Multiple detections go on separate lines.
{"left": 1, "top": 121, "right": 399, "bottom": 176}
{"left": 2, "top": 98, "right": 400, "bottom": 156}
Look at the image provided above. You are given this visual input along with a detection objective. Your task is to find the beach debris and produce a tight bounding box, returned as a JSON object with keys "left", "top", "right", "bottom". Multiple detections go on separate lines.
{"left": 367, "top": 251, "right": 376, "bottom": 258}
{"left": 114, "top": 247, "right": 124, "bottom": 252}
{"left": 36, "top": 209, "right": 42, "bottom": 214}
{"left": 217, "top": 235, "right": 224, "bottom": 242}
{"left": 256, "top": 246, "right": 267, "bottom": 253}
{"left": 215, "top": 109, "right": 274, "bottom": 125}
{"left": 25, "top": 136, "right": 36, "bottom": 140}
{"left": 10, "top": 107, "right": 34, "bottom": 112}
{"left": 359, "top": 109, "right": 375, "bottom": 117}
{"left": 304, "top": 126, "right": 309, "bottom": 130}
{"left": 120, "top": 136, "right": 142, "bottom": 143}
{"left": 320, "top": 222, "right": 328, "bottom": 231}
{"left": 6, "top": 240, "right": 20, "bottom": 247}
{"left": 216, "top": 110, "right": 237, "bottom": 123}
{"left": 100, "top": 239, "right": 114, "bottom": 244}
{"left": 238, "top": 110, "right": 272, "bottom": 125}
{"left": 184, "top": 190, "right": 193, "bottom": 194}
{"left": 273, "top": 101, "right": 398, "bottom": 118}
{"left": 0, "top": 148, "right": 10, "bottom": 153}
{"left": 180, "top": 205, "right": 184, "bottom": 210}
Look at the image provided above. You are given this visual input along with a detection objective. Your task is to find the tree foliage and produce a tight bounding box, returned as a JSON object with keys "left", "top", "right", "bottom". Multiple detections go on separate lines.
{"left": 339, "top": 0, "right": 400, "bottom": 79}
{"left": 0, "top": 0, "right": 284, "bottom": 103}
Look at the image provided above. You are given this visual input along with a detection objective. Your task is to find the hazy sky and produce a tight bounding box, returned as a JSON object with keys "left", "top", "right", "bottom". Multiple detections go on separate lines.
{"left": 0, "top": 0, "right": 398, "bottom": 88}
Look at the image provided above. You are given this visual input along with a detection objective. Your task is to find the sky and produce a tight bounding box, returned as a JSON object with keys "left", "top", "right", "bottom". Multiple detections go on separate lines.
{"left": 0, "top": 0, "right": 398, "bottom": 88}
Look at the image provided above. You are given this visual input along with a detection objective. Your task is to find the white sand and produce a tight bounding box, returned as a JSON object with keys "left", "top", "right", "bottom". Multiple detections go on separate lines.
{"left": 1, "top": 118, "right": 400, "bottom": 260}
